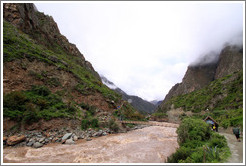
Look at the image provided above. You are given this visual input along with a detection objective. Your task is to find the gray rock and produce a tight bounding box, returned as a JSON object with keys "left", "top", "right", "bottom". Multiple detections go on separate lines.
{"left": 62, "top": 133, "right": 73, "bottom": 141}
{"left": 73, "top": 135, "right": 78, "bottom": 141}
{"left": 86, "top": 137, "right": 92, "bottom": 141}
{"left": 45, "top": 139, "right": 49, "bottom": 143}
{"left": 26, "top": 141, "right": 34, "bottom": 147}
{"left": 102, "top": 132, "right": 107, "bottom": 136}
{"left": 39, "top": 137, "right": 45, "bottom": 143}
{"left": 65, "top": 138, "right": 75, "bottom": 144}
{"left": 33, "top": 142, "right": 43, "bottom": 148}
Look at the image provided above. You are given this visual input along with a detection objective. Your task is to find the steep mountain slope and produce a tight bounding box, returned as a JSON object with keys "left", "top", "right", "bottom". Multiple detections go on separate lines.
{"left": 157, "top": 44, "right": 243, "bottom": 124}
{"left": 3, "top": 3, "right": 144, "bottom": 132}
{"left": 150, "top": 100, "right": 162, "bottom": 106}
{"left": 101, "top": 76, "right": 157, "bottom": 113}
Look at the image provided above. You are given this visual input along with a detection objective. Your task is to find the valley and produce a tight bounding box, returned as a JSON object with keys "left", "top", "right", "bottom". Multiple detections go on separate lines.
{"left": 2, "top": 2, "right": 244, "bottom": 164}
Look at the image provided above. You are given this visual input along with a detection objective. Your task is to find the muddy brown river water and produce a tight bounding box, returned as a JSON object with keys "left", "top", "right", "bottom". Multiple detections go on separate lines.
{"left": 3, "top": 125, "right": 178, "bottom": 163}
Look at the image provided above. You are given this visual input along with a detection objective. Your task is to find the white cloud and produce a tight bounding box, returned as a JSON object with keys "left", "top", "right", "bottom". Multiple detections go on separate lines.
{"left": 35, "top": 1, "right": 243, "bottom": 101}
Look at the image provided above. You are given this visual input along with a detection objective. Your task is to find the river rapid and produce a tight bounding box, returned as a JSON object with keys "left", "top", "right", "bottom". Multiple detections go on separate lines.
{"left": 3, "top": 125, "right": 178, "bottom": 163}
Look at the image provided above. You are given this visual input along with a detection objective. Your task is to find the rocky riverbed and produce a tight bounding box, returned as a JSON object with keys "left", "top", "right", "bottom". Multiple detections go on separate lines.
{"left": 3, "top": 125, "right": 178, "bottom": 163}
{"left": 3, "top": 125, "right": 148, "bottom": 148}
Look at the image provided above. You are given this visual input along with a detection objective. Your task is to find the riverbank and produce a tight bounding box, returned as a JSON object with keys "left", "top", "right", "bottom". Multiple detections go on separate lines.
{"left": 3, "top": 124, "right": 149, "bottom": 149}
{"left": 3, "top": 125, "right": 178, "bottom": 163}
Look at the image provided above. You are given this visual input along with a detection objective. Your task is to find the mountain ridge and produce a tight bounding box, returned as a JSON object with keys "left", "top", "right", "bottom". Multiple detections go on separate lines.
{"left": 101, "top": 75, "right": 157, "bottom": 113}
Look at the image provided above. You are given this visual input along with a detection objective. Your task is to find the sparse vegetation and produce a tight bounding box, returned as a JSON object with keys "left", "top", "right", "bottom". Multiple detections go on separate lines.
{"left": 3, "top": 85, "right": 79, "bottom": 123}
{"left": 3, "top": 19, "right": 145, "bottom": 127}
{"left": 160, "top": 70, "right": 243, "bottom": 129}
{"left": 108, "top": 119, "right": 119, "bottom": 132}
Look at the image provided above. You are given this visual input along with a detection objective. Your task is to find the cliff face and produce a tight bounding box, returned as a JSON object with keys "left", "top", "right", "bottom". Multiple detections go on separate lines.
{"left": 3, "top": 3, "right": 100, "bottom": 80}
{"left": 159, "top": 44, "right": 243, "bottom": 112}
{"left": 215, "top": 45, "right": 243, "bottom": 79}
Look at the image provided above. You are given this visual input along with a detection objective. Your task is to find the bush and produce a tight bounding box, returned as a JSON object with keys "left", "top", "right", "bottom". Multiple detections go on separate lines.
{"left": 108, "top": 119, "right": 119, "bottom": 132}
{"left": 81, "top": 118, "right": 99, "bottom": 130}
{"left": 168, "top": 117, "right": 230, "bottom": 163}
{"left": 23, "top": 103, "right": 39, "bottom": 124}
{"left": 209, "top": 132, "right": 226, "bottom": 148}
{"left": 81, "top": 119, "right": 90, "bottom": 130}
{"left": 177, "top": 118, "right": 211, "bottom": 144}
{"left": 31, "top": 85, "right": 51, "bottom": 96}
{"left": 168, "top": 146, "right": 192, "bottom": 163}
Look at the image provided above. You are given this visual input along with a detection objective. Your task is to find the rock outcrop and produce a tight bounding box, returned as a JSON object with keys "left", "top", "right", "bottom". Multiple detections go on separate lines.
{"left": 159, "top": 44, "right": 243, "bottom": 110}
{"left": 3, "top": 3, "right": 100, "bottom": 80}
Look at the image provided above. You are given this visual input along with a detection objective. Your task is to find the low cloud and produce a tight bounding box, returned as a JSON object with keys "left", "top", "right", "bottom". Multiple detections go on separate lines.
{"left": 35, "top": 2, "right": 243, "bottom": 101}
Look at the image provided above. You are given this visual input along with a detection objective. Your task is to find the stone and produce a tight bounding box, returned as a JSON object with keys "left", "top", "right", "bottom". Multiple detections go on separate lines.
{"left": 86, "top": 138, "right": 92, "bottom": 141}
{"left": 26, "top": 141, "right": 34, "bottom": 147}
{"left": 73, "top": 135, "right": 78, "bottom": 141}
{"left": 61, "top": 133, "right": 72, "bottom": 141}
{"left": 7, "top": 135, "right": 26, "bottom": 146}
{"left": 33, "top": 142, "right": 43, "bottom": 148}
{"left": 45, "top": 138, "right": 49, "bottom": 143}
{"left": 39, "top": 137, "right": 45, "bottom": 143}
{"left": 65, "top": 138, "right": 75, "bottom": 145}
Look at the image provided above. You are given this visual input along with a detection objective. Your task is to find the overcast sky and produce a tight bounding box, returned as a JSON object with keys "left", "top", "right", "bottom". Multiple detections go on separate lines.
{"left": 35, "top": 1, "right": 243, "bottom": 101}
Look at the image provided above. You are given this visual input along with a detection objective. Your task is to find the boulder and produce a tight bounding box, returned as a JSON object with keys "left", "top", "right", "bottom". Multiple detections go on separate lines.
{"left": 33, "top": 142, "right": 43, "bottom": 148}
{"left": 86, "top": 137, "right": 92, "bottom": 141}
{"left": 65, "top": 138, "right": 75, "bottom": 145}
{"left": 7, "top": 135, "right": 26, "bottom": 146}
{"left": 39, "top": 137, "right": 45, "bottom": 143}
{"left": 26, "top": 141, "right": 34, "bottom": 147}
{"left": 61, "top": 133, "right": 72, "bottom": 141}
{"left": 73, "top": 135, "right": 78, "bottom": 141}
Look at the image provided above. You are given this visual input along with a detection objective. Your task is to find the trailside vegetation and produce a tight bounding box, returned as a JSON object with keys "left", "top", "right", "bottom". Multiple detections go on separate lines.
{"left": 167, "top": 117, "right": 230, "bottom": 163}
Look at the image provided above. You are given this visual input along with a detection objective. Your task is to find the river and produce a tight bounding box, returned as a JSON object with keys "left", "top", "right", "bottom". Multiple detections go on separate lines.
{"left": 3, "top": 125, "right": 178, "bottom": 163}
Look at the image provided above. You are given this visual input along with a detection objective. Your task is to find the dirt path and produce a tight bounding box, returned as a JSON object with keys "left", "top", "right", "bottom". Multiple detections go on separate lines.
{"left": 220, "top": 132, "right": 243, "bottom": 163}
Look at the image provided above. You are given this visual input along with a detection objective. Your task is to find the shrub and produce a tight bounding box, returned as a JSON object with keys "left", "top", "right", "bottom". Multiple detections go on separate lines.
{"left": 209, "top": 132, "right": 226, "bottom": 148}
{"left": 91, "top": 118, "right": 99, "bottom": 128}
{"left": 81, "top": 118, "right": 99, "bottom": 130}
{"left": 108, "top": 119, "right": 119, "bottom": 132}
{"left": 167, "top": 146, "right": 192, "bottom": 163}
{"left": 177, "top": 118, "right": 211, "bottom": 144}
{"left": 168, "top": 117, "right": 230, "bottom": 163}
{"left": 23, "top": 103, "right": 39, "bottom": 124}
{"left": 31, "top": 85, "right": 50, "bottom": 96}
{"left": 81, "top": 119, "right": 90, "bottom": 130}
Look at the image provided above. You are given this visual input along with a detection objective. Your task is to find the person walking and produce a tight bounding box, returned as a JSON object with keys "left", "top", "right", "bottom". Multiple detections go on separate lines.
{"left": 233, "top": 127, "right": 241, "bottom": 142}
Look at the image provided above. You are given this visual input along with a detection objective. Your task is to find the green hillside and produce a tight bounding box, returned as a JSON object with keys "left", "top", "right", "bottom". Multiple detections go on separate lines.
{"left": 3, "top": 19, "right": 144, "bottom": 129}
{"left": 158, "top": 70, "right": 243, "bottom": 128}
